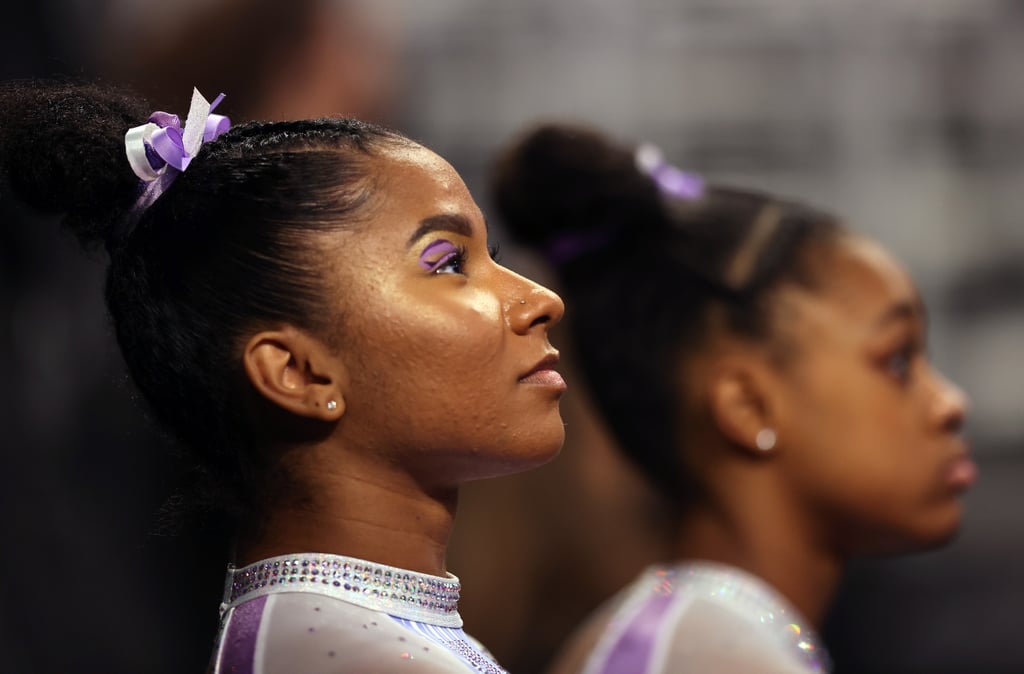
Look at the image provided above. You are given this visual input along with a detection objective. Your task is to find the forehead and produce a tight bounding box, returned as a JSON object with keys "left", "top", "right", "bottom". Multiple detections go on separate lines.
{"left": 369, "top": 145, "right": 480, "bottom": 225}
{"left": 779, "top": 236, "right": 919, "bottom": 342}
{"left": 323, "top": 144, "right": 484, "bottom": 276}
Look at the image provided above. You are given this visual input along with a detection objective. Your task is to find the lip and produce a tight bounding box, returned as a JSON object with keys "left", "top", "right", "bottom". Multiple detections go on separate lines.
{"left": 944, "top": 448, "right": 978, "bottom": 493}
{"left": 519, "top": 352, "right": 566, "bottom": 390}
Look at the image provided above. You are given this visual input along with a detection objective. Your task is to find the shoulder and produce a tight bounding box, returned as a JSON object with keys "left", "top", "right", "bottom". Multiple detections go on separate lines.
{"left": 649, "top": 563, "right": 827, "bottom": 673}
{"left": 548, "top": 566, "right": 820, "bottom": 674}
{"left": 212, "top": 593, "right": 475, "bottom": 674}
{"left": 654, "top": 595, "right": 811, "bottom": 672}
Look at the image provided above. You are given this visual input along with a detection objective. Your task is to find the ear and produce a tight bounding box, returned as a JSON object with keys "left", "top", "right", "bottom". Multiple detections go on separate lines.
{"left": 242, "top": 326, "right": 347, "bottom": 422}
{"left": 706, "top": 355, "right": 780, "bottom": 457}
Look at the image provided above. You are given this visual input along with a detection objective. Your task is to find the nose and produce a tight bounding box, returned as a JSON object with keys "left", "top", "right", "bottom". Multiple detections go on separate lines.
{"left": 508, "top": 274, "right": 565, "bottom": 334}
{"left": 931, "top": 371, "right": 968, "bottom": 435}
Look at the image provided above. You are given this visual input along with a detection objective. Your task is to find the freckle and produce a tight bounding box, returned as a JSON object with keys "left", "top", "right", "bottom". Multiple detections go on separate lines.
{"left": 314, "top": 607, "right": 320, "bottom": 612}
{"left": 423, "top": 646, "right": 430, "bottom": 652}
{"left": 398, "top": 636, "right": 406, "bottom": 642}
{"left": 328, "top": 651, "right": 335, "bottom": 657}
{"left": 308, "top": 627, "right": 315, "bottom": 632}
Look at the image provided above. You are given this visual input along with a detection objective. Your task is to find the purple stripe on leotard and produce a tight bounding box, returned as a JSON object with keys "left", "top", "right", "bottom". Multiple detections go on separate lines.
{"left": 218, "top": 595, "right": 268, "bottom": 674}
{"left": 597, "top": 592, "right": 675, "bottom": 674}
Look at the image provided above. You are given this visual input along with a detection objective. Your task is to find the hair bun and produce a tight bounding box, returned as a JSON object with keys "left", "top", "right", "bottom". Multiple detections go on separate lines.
{"left": 0, "top": 80, "right": 150, "bottom": 249}
{"left": 491, "top": 123, "right": 664, "bottom": 255}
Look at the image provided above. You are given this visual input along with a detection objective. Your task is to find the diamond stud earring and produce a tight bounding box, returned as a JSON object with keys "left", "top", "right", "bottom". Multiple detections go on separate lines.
{"left": 755, "top": 428, "right": 776, "bottom": 452}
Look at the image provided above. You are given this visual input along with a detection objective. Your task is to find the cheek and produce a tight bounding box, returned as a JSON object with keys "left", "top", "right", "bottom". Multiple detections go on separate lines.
{"left": 403, "top": 288, "right": 506, "bottom": 367}
{"left": 783, "top": 366, "right": 907, "bottom": 480}
{"left": 356, "top": 287, "right": 509, "bottom": 397}
{"left": 782, "top": 367, "right": 958, "bottom": 540}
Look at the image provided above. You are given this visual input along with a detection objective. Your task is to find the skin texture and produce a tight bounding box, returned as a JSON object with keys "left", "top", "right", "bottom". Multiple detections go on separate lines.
{"left": 239, "top": 144, "right": 567, "bottom": 576}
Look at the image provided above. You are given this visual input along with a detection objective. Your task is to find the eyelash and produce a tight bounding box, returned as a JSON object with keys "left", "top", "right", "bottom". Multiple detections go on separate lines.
{"left": 430, "top": 244, "right": 468, "bottom": 275}
{"left": 429, "top": 243, "right": 502, "bottom": 275}
{"left": 884, "top": 341, "right": 918, "bottom": 384}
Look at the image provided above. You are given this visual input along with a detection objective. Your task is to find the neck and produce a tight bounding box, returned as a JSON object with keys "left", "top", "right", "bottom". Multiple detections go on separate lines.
{"left": 236, "top": 447, "right": 458, "bottom": 578}
{"left": 674, "top": 487, "right": 842, "bottom": 628}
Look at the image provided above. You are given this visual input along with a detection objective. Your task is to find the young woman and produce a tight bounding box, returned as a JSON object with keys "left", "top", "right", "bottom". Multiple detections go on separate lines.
{"left": 0, "top": 81, "right": 567, "bottom": 673}
{"left": 491, "top": 124, "right": 975, "bottom": 674}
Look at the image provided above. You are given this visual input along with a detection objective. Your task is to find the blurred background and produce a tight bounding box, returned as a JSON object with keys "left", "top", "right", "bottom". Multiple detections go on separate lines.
{"left": 2, "top": 0, "right": 1022, "bottom": 672}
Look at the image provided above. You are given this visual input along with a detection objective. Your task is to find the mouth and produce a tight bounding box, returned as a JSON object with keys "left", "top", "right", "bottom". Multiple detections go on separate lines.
{"left": 519, "top": 352, "right": 567, "bottom": 390}
{"left": 943, "top": 447, "right": 978, "bottom": 493}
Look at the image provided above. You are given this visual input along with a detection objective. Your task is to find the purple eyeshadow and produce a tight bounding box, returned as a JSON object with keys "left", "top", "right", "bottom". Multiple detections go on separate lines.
{"left": 419, "top": 239, "right": 458, "bottom": 270}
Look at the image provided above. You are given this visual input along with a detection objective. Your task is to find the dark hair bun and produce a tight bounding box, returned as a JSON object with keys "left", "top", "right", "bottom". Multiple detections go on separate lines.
{"left": 0, "top": 79, "right": 149, "bottom": 249}
{"left": 491, "top": 123, "right": 664, "bottom": 251}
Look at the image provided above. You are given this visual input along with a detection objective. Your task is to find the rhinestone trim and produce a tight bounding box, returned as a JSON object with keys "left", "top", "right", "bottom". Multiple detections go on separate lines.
{"left": 444, "top": 639, "right": 507, "bottom": 673}
{"left": 223, "top": 552, "right": 463, "bottom": 628}
{"left": 670, "top": 563, "right": 831, "bottom": 672}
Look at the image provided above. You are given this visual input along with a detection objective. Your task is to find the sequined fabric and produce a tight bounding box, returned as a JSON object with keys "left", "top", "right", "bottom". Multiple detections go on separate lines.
{"left": 210, "top": 552, "right": 507, "bottom": 674}
{"left": 582, "top": 561, "right": 832, "bottom": 674}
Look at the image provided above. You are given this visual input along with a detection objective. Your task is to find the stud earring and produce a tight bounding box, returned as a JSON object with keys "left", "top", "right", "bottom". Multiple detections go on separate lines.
{"left": 755, "top": 428, "right": 776, "bottom": 452}
{"left": 326, "top": 400, "right": 338, "bottom": 412}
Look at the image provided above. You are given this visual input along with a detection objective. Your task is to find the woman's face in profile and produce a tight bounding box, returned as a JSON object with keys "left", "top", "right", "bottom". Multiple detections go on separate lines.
{"left": 322, "top": 144, "right": 567, "bottom": 487}
{"left": 769, "top": 236, "right": 973, "bottom": 554}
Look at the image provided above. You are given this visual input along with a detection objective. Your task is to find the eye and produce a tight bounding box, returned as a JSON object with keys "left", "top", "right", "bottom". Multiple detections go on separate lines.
{"left": 884, "top": 343, "right": 916, "bottom": 383}
{"left": 419, "top": 239, "right": 467, "bottom": 275}
{"left": 433, "top": 248, "right": 466, "bottom": 275}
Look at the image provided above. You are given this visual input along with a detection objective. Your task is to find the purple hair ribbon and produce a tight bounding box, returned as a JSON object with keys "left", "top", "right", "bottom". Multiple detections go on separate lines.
{"left": 635, "top": 143, "right": 704, "bottom": 201}
{"left": 544, "top": 144, "right": 702, "bottom": 267}
{"left": 124, "top": 88, "right": 231, "bottom": 211}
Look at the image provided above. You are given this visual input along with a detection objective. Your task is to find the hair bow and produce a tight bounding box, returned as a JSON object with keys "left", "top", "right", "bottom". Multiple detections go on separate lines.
{"left": 124, "top": 88, "right": 230, "bottom": 212}
{"left": 635, "top": 143, "right": 704, "bottom": 201}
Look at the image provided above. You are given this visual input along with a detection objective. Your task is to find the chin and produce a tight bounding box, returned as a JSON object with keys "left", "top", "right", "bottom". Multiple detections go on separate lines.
{"left": 848, "top": 499, "right": 966, "bottom": 558}
{"left": 511, "top": 406, "right": 566, "bottom": 464}
{"left": 510, "top": 432, "right": 567, "bottom": 473}
{"left": 470, "top": 426, "right": 566, "bottom": 481}
{"left": 917, "top": 509, "right": 965, "bottom": 550}
{"left": 519, "top": 434, "right": 566, "bottom": 471}
{"left": 876, "top": 506, "right": 966, "bottom": 556}
{"left": 528, "top": 417, "right": 568, "bottom": 463}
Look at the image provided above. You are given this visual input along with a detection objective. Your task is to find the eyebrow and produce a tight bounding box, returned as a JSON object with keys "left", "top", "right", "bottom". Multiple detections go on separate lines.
{"left": 875, "top": 297, "right": 927, "bottom": 329}
{"left": 406, "top": 214, "right": 476, "bottom": 248}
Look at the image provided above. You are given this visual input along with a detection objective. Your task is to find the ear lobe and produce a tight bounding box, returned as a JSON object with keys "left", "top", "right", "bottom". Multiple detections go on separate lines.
{"left": 242, "top": 327, "right": 346, "bottom": 422}
{"left": 707, "top": 360, "right": 777, "bottom": 457}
